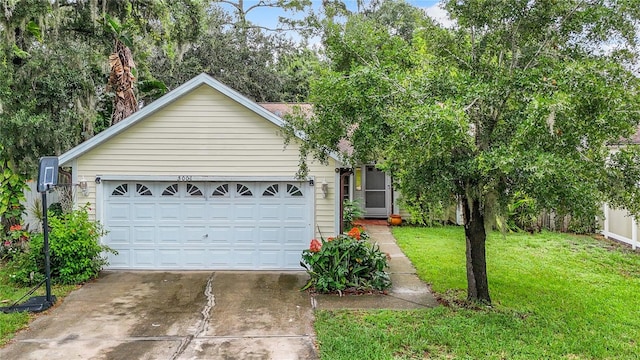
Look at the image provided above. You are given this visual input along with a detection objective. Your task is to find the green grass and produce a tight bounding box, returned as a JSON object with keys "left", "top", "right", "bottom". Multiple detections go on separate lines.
{"left": 0, "top": 265, "right": 76, "bottom": 346}
{"left": 314, "top": 226, "right": 640, "bottom": 359}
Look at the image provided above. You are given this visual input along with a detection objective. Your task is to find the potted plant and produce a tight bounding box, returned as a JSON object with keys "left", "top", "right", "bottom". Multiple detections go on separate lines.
{"left": 388, "top": 214, "right": 402, "bottom": 226}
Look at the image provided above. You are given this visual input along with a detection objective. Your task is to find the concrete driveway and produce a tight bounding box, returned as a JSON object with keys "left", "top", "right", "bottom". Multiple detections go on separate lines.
{"left": 0, "top": 271, "right": 317, "bottom": 360}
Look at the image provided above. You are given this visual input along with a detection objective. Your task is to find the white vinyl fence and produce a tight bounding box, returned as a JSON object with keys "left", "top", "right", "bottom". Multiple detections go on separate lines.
{"left": 601, "top": 203, "right": 639, "bottom": 250}
{"left": 22, "top": 180, "right": 59, "bottom": 230}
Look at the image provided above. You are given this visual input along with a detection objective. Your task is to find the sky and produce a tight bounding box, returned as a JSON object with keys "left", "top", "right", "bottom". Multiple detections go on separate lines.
{"left": 217, "top": 0, "right": 449, "bottom": 38}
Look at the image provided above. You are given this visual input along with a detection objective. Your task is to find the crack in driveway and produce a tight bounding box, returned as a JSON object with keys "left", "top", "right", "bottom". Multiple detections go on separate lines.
{"left": 170, "top": 272, "right": 216, "bottom": 360}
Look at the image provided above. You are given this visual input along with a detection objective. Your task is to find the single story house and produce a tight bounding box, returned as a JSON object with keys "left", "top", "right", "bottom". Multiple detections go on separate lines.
{"left": 58, "top": 73, "right": 402, "bottom": 270}
{"left": 258, "top": 103, "right": 404, "bottom": 227}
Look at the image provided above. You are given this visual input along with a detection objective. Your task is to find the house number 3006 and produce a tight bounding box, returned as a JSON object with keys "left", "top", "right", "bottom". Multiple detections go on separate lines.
{"left": 177, "top": 176, "right": 192, "bottom": 181}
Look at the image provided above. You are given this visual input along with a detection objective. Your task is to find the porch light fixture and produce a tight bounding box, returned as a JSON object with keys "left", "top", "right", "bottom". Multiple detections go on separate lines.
{"left": 79, "top": 176, "right": 89, "bottom": 196}
{"left": 321, "top": 179, "right": 329, "bottom": 198}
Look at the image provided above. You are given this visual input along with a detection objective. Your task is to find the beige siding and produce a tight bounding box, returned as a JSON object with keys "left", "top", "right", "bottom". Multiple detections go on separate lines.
{"left": 75, "top": 85, "right": 336, "bottom": 237}
{"left": 398, "top": 206, "right": 412, "bottom": 221}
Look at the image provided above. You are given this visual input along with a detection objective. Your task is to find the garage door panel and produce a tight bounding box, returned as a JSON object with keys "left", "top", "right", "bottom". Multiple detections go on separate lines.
{"left": 132, "top": 204, "right": 155, "bottom": 220}
{"left": 284, "top": 205, "right": 307, "bottom": 220}
{"left": 283, "top": 228, "right": 307, "bottom": 243}
{"left": 210, "top": 203, "right": 232, "bottom": 220}
{"left": 132, "top": 227, "right": 155, "bottom": 244}
{"left": 184, "top": 203, "right": 207, "bottom": 220}
{"left": 107, "top": 227, "right": 130, "bottom": 244}
{"left": 159, "top": 204, "right": 181, "bottom": 220}
{"left": 184, "top": 226, "right": 208, "bottom": 243}
{"left": 107, "top": 249, "right": 131, "bottom": 268}
{"left": 133, "top": 249, "right": 155, "bottom": 267}
{"left": 235, "top": 204, "right": 258, "bottom": 220}
{"left": 210, "top": 227, "right": 231, "bottom": 242}
{"left": 157, "top": 226, "right": 181, "bottom": 243}
{"left": 233, "top": 250, "right": 255, "bottom": 267}
{"left": 259, "top": 227, "right": 281, "bottom": 243}
{"left": 284, "top": 251, "right": 303, "bottom": 268}
{"left": 158, "top": 249, "right": 181, "bottom": 267}
{"left": 107, "top": 204, "right": 130, "bottom": 220}
{"left": 258, "top": 204, "right": 282, "bottom": 220}
{"left": 210, "top": 250, "right": 233, "bottom": 266}
{"left": 234, "top": 227, "right": 257, "bottom": 243}
{"left": 184, "top": 249, "right": 207, "bottom": 267}
{"left": 104, "top": 181, "right": 312, "bottom": 270}
{"left": 258, "top": 250, "right": 281, "bottom": 268}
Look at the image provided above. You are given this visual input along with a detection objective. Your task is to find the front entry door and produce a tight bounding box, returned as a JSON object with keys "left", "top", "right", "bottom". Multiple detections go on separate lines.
{"left": 364, "top": 165, "right": 390, "bottom": 218}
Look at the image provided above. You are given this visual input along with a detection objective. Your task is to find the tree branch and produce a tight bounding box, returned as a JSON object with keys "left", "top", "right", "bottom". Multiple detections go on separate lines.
{"left": 443, "top": 46, "right": 472, "bottom": 70}
{"left": 246, "top": 1, "right": 282, "bottom": 13}
{"left": 216, "top": 0, "right": 242, "bottom": 11}
{"left": 229, "top": 22, "right": 308, "bottom": 32}
{"left": 464, "top": 98, "right": 480, "bottom": 112}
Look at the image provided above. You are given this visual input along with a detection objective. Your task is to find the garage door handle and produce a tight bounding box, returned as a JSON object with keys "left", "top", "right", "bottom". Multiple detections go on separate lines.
{"left": 203, "top": 234, "right": 208, "bottom": 239}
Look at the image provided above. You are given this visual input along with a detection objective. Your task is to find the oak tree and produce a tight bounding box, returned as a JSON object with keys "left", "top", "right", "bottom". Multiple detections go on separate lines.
{"left": 285, "top": 0, "right": 640, "bottom": 303}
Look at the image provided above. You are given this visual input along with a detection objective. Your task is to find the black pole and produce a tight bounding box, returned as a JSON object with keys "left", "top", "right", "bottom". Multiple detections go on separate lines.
{"left": 41, "top": 190, "right": 52, "bottom": 304}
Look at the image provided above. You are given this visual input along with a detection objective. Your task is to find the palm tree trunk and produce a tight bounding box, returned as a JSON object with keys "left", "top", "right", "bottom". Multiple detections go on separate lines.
{"left": 108, "top": 38, "right": 137, "bottom": 125}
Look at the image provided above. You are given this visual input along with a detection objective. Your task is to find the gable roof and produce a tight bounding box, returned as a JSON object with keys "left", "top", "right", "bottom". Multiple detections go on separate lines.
{"left": 260, "top": 103, "right": 353, "bottom": 156}
{"left": 59, "top": 73, "right": 337, "bottom": 166}
{"left": 259, "top": 103, "right": 312, "bottom": 117}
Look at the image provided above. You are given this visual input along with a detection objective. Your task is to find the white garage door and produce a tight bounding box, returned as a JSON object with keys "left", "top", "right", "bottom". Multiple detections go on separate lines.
{"left": 102, "top": 180, "right": 313, "bottom": 270}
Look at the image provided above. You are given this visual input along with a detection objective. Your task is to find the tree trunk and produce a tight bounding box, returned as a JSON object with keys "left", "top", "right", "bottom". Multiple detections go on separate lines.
{"left": 461, "top": 195, "right": 491, "bottom": 304}
{"left": 108, "top": 38, "right": 137, "bottom": 126}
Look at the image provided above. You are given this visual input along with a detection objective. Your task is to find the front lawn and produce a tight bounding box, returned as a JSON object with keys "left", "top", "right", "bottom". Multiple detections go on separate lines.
{"left": 0, "top": 267, "right": 76, "bottom": 346}
{"left": 314, "top": 227, "right": 640, "bottom": 359}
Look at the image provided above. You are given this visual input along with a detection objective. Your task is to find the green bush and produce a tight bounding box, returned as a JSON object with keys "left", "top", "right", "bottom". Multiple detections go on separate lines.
{"left": 505, "top": 191, "right": 540, "bottom": 232}
{"left": 300, "top": 227, "right": 391, "bottom": 293}
{"left": 5, "top": 233, "right": 45, "bottom": 285}
{"left": 47, "top": 202, "right": 64, "bottom": 217}
{"left": 6, "top": 205, "right": 116, "bottom": 285}
{"left": 342, "top": 200, "right": 364, "bottom": 229}
{"left": 399, "top": 197, "right": 450, "bottom": 226}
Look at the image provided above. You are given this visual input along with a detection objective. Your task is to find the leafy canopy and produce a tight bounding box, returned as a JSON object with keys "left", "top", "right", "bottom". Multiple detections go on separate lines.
{"left": 286, "top": 0, "right": 640, "bottom": 222}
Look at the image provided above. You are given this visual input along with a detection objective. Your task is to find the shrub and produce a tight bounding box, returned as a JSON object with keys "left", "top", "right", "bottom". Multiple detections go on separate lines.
{"left": 504, "top": 191, "right": 540, "bottom": 233}
{"left": 6, "top": 205, "right": 116, "bottom": 285}
{"left": 300, "top": 227, "right": 391, "bottom": 293}
{"left": 399, "top": 197, "right": 450, "bottom": 226}
{"left": 342, "top": 200, "right": 364, "bottom": 229}
{"left": 47, "top": 202, "right": 64, "bottom": 217}
{"left": 5, "top": 234, "right": 45, "bottom": 285}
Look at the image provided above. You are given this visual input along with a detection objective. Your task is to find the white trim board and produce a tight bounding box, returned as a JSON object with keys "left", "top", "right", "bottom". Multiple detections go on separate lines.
{"left": 96, "top": 175, "right": 313, "bottom": 183}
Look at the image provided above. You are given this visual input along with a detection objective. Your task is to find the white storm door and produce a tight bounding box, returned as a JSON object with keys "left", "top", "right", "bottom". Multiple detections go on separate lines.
{"left": 363, "top": 166, "right": 391, "bottom": 218}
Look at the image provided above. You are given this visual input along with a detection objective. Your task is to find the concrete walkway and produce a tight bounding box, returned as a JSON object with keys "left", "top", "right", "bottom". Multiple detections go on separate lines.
{"left": 312, "top": 225, "right": 439, "bottom": 310}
